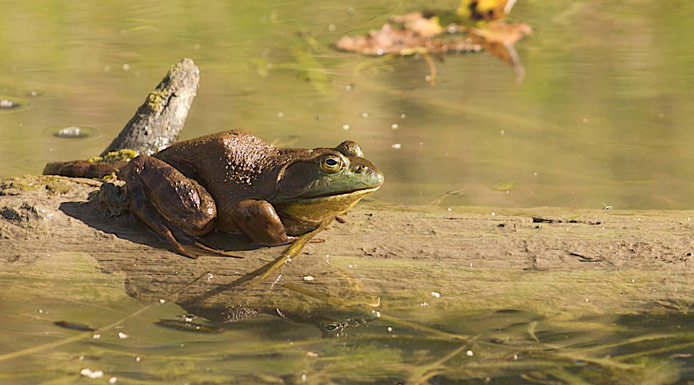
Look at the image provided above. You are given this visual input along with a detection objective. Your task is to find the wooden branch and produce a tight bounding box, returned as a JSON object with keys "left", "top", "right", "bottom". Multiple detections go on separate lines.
{"left": 100, "top": 57, "right": 199, "bottom": 156}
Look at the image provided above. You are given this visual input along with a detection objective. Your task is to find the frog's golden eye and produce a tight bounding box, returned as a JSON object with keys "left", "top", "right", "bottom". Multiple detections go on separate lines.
{"left": 320, "top": 154, "right": 343, "bottom": 173}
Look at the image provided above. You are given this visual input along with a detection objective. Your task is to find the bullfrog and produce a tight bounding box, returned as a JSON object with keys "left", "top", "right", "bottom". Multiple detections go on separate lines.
{"left": 45, "top": 130, "right": 384, "bottom": 257}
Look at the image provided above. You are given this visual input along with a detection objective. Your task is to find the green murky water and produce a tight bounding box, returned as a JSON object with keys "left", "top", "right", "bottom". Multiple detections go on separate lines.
{"left": 1, "top": 0, "right": 694, "bottom": 383}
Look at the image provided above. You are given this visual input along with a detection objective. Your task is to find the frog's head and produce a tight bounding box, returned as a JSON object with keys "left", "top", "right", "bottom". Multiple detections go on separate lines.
{"left": 271, "top": 141, "right": 384, "bottom": 231}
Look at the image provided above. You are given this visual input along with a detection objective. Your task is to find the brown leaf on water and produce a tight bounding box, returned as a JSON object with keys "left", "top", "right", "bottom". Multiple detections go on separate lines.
{"left": 335, "top": 22, "right": 483, "bottom": 57}
{"left": 335, "top": 23, "right": 428, "bottom": 56}
{"left": 390, "top": 12, "right": 443, "bottom": 38}
{"left": 334, "top": 8, "right": 532, "bottom": 82}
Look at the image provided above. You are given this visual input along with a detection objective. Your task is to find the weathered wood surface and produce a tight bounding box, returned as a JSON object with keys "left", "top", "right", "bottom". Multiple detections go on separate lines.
{"left": 2, "top": 175, "right": 693, "bottom": 328}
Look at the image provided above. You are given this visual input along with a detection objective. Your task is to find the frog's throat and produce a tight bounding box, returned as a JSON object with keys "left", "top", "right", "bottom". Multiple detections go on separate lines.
{"left": 273, "top": 186, "right": 380, "bottom": 221}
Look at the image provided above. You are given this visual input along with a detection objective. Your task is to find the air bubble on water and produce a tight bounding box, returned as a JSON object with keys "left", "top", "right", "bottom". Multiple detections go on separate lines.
{"left": 466, "top": 350, "right": 474, "bottom": 357}
{"left": 328, "top": 24, "right": 336, "bottom": 32}
{"left": 0, "top": 99, "right": 17, "bottom": 109}
{"left": 387, "top": 326, "right": 393, "bottom": 332}
{"left": 207, "top": 273, "right": 214, "bottom": 281}
{"left": 390, "top": 123, "right": 399, "bottom": 129}
{"left": 50, "top": 125, "right": 95, "bottom": 139}
{"left": 430, "top": 291, "right": 441, "bottom": 298}
{"left": 361, "top": 112, "right": 369, "bottom": 118}
{"left": 391, "top": 143, "right": 401, "bottom": 149}
{"left": 118, "top": 332, "right": 128, "bottom": 339}
{"left": 342, "top": 124, "right": 350, "bottom": 130}
{"left": 80, "top": 369, "right": 104, "bottom": 379}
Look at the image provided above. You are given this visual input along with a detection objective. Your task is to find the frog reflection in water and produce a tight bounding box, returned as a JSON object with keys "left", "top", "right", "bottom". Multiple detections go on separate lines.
{"left": 48, "top": 130, "right": 384, "bottom": 257}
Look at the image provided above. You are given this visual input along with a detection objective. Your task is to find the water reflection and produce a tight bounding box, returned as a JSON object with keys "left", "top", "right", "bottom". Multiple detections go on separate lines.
{"left": 2, "top": 246, "right": 692, "bottom": 384}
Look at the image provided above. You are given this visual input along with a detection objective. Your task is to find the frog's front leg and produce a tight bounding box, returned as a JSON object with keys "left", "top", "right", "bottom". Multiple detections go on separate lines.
{"left": 230, "top": 199, "right": 290, "bottom": 245}
{"left": 124, "top": 156, "right": 217, "bottom": 257}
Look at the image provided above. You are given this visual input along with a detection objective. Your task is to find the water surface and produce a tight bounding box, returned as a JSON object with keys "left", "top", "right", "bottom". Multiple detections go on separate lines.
{"left": 1, "top": 0, "right": 694, "bottom": 383}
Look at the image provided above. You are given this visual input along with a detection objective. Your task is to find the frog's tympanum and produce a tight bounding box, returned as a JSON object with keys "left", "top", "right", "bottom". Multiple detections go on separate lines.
{"left": 45, "top": 130, "right": 384, "bottom": 257}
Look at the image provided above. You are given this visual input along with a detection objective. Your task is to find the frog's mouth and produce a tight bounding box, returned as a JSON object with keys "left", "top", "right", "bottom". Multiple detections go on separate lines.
{"left": 291, "top": 185, "right": 381, "bottom": 202}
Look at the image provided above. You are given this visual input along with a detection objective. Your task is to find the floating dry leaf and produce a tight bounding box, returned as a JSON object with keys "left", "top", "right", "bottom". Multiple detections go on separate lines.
{"left": 335, "top": 1, "right": 531, "bottom": 82}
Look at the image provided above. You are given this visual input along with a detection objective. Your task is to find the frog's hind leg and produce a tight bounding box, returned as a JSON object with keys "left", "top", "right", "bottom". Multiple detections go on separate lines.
{"left": 128, "top": 188, "right": 194, "bottom": 258}
{"left": 124, "top": 156, "right": 217, "bottom": 259}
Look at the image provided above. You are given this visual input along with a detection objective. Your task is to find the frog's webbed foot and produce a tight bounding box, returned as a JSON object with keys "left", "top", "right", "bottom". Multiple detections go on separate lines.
{"left": 187, "top": 237, "right": 243, "bottom": 259}
{"left": 124, "top": 156, "right": 218, "bottom": 259}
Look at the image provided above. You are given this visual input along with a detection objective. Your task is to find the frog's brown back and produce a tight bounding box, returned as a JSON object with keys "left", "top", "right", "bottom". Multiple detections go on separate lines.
{"left": 154, "top": 130, "right": 286, "bottom": 201}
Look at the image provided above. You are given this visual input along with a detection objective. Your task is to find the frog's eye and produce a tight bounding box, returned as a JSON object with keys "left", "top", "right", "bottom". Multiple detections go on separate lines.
{"left": 320, "top": 154, "right": 343, "bottom": 173}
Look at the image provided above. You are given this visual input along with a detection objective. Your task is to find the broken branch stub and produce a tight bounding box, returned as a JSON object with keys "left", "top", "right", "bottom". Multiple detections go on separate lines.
{"left": 100, "top": 58, "right": 200, "bottom": 156}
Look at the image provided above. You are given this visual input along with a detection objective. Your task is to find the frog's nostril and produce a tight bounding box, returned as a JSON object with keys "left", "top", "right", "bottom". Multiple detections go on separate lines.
{"left": 356, "top": 165, "right": 366, "bottom": 173}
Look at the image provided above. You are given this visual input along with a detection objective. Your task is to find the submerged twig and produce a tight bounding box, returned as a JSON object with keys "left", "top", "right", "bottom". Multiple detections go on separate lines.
{"left": 409, "top": 343, "right": 471, "bottom": 385}
{"left": 422, "top": 53, "right": 437, "bottom": 85}
{"left": 429, "top": 187, "right": 465, "bottom": 206}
